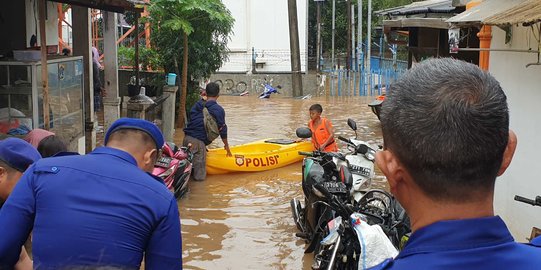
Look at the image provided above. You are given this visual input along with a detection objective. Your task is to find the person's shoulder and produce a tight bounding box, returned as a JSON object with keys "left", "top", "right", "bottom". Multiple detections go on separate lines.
{"left": 368, "top": 258, "right": 394, "bottom": 270}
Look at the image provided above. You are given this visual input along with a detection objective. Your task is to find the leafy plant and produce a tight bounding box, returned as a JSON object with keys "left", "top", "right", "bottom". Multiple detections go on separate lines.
{"left": 149, "top": 0, "right": 234, "bottom": 128}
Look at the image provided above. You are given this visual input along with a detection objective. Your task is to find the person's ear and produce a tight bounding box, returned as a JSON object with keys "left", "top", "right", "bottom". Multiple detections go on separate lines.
{"left": 143, "top": 149, "right": 158, "bottom": 169}
{"left": 497, "top": 130, "right": 518, "bottom": 176}
{"left": 375, "top": 149, "right": 407, "bottom": 195}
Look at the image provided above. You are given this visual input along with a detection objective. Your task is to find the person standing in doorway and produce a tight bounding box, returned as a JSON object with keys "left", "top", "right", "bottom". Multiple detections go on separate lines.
{"left": 183, "top": 82, "right": 232, "bottom": 181}
{"left": 308, "top": 104, "right": 338, "bottom": 152}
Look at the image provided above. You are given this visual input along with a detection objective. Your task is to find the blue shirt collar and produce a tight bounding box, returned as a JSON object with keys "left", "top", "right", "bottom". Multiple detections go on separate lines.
{"left": 398, "top": 216, "right": 514, "bottom": 258}
{"left": 90, "top": 147, "right": 138, "bottom": 166}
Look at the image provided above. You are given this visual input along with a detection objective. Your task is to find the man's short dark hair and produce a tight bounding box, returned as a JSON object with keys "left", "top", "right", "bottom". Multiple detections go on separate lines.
{"left": 107, "top": 129, "right": 156, "bottom": 151}
{"left": 380, "top": 58, "right": 509, "bottom": 202}
{"left": 309, "top": 104, "right": 323, "bottom": 113}
{"left": 206, "top": 82, "right": 220, "bottom": 97}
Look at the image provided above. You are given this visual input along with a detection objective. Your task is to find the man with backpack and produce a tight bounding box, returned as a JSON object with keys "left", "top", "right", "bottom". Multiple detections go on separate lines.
{"left": 183, "top": 82, "right": 232, "bottom": 181}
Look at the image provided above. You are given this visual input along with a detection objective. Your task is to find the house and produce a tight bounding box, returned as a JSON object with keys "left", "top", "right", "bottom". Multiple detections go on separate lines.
{"left": 218, "top": 0, "right": 308, "bottom": 73}
{"left": 376, "top": 0, "right": 479, "bottom": 67}
{"left": 448, "top": 0, "right": 541, "bottom": 241}
{"left": 0, "top": 0, "right": 142, "bottom": 153}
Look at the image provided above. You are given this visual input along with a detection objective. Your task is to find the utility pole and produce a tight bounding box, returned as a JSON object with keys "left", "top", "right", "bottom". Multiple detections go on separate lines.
{"left": 332, "top": 0, "right": 335, "bottom": 69}
{"left": 358, "top": 0, "right": 362, "bottom": 66}
{"left": 316, "top": 0, "right": 322, "bottom": 73}
{"left": 288, "top": 0, "right": 303, "bottom": 97}
{"left": 351, "top": 4, "right": 355, "bottom": 71}
{"left": 366, "top": 0, "right": 372, "bottom": 92}
{"left": 346, "top": 0, "right": 352, "bottom": 70}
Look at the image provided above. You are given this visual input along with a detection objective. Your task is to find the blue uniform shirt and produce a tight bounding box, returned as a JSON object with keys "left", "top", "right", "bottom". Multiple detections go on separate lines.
{"left": 369, "top": 216, "right": 541, "bottom": 270}
{"left": 0, "top": 147, "right": 182, "bottom": 269}
{"left": 183, "top": 99, "right": 227, "bottom": 145}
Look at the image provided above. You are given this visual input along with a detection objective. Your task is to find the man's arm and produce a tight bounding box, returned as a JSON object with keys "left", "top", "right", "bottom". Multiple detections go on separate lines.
{"left": 0, "top": 167, "right": 37, "bottom": 267}
{"left": 144, "top": 198, "right": 182, "bottom": 269}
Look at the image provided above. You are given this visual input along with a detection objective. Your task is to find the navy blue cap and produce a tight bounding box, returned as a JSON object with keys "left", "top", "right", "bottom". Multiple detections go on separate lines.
{"left": 104, "top": 118, "right": 165, "bottom": 150}
{"left": 0, "top": 137, "right": 42, "bottom": 172}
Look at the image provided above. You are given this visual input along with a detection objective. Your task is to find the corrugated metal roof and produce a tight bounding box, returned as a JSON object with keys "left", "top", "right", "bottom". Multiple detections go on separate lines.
{"left": 484, "top": 0, "right": 541, "bottom": 26}
{"left": 377, "top": 0, "right": 455, "bottom": 17}
{"left": 446, "top": 0, "right": 528, "bottom": 26}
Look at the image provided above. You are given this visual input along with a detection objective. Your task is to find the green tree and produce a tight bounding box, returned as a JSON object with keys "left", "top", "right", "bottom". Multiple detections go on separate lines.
{"left": 149, "top": 0, "right": 234, "bottom": 129}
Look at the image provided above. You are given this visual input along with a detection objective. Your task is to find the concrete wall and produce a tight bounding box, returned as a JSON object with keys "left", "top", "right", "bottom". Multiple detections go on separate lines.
{"left": 209, "top": 73, "right": 318, "bottom": 97}
{"left": 25, "top": 0, "right": 58, "bottom": 49}
{"left": 220, "top": 0, "right": 308, "bottom": 73}
{"left": 490, "top": 26, "right": 541, "bottom": 240}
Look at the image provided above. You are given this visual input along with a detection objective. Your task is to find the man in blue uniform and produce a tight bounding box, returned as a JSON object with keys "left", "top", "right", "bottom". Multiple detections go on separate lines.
{"left": 0, "top": 118, "right": 182, "bottom": 269}
{"left": 373, "top": 58, "right": 541, "bottom": 269}
{"left": 0, "top": 137, "right": 41, "bottom": 270}
{"left": 183, "top": 82, "right": 232, "bottom": 180}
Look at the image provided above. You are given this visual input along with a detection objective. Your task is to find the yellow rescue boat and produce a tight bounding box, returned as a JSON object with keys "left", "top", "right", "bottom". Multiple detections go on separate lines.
{"left": 206, "top": 139, "right": 314, "bottom": 174}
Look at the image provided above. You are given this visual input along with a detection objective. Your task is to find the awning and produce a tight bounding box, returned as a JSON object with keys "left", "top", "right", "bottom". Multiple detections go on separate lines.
{"left": 376, "top": 0, "right": 457, "bottom": 29}
{"left": 384, "top": 18, "right": 451, "bottom": 29}
{"left": 484, "top": 0, "right": 541, "bottom": 26}
{"left": 446, "top": 0, "right": 528, "bottom": 27}
{"left": 376, "top": 0, "right": 454, "bottom": 17}
{"left": 48, "top": 0, "right": 146, "bottom": 13}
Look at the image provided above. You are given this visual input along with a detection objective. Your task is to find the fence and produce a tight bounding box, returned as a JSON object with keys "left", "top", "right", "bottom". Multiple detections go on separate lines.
{"left": 321, "top": 57, "right": 407, "bottom": 97}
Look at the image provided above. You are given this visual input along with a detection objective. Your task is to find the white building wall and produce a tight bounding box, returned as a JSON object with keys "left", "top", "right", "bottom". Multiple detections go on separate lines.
{"left": 220, "top": 0, "right": 308, "bottom": 73}
{"left": 25, "top": 0, "right": 58, "bottom": 49}
{"left": 490, "top": 26, "right": 541, "bottom": 240}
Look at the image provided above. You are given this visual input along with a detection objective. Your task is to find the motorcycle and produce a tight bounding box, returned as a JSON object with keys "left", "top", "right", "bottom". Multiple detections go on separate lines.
{"left": 259, "top": 78, "right": 281, "bottom": 99}
{"left": 313, "top": 184, "right": 408, "bottom": 270}
{"left": 336, "top": 118, "right": 378, "bottom": 204}
{"left": 368, "top": 94, "right": 385, "bottom": 120}
{"left": 291, "top": 127, "right": 352, "bottom": 253}
{"left": 514, "top": 194, "right": 541, "bottom": 243}
{"left": 152, "top": 142, "right": 194, "bottom": 199}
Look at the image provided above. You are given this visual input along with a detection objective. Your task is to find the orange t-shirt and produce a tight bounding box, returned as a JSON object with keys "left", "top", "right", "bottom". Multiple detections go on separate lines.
{"left": 308, "top": 117, "right": 338, "bottom": 152}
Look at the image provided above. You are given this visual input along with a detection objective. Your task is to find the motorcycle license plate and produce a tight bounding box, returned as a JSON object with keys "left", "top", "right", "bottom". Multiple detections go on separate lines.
{"left": 350, "top": 164, "right": 371, "bottom": 177}
{"left": 323, "top": 181, "right": 348, "bottom": 194}
{"left": 155, "top": 156, "right": 173, "bottom": 168}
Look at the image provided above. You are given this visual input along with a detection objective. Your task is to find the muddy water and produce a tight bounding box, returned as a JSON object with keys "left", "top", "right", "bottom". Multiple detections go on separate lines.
{"left": 175, "top": 95, "right": 387, "bottom": 269}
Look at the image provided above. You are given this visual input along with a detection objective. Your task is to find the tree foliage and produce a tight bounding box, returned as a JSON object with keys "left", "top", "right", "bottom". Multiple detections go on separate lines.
{"left": 149, "top": 0, "right": 234, "bottom": 127}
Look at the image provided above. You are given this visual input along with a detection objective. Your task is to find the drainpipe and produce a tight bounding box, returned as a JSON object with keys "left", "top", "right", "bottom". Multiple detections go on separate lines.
{"left": 467, "top": 0, "right": 491, "bottom": 71}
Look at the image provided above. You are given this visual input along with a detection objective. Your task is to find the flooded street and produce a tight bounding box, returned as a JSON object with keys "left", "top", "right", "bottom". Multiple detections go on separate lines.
{"left": 175, "top": 95, "right": 387, "bottom": 269}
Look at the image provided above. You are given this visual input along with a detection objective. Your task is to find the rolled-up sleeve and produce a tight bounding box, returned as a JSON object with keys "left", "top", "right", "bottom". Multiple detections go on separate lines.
{"left": 210, "top": 105, "right": 227, "bottom": 139}
{"left": 0, "top": 165, "right": 37, "bottom": 267}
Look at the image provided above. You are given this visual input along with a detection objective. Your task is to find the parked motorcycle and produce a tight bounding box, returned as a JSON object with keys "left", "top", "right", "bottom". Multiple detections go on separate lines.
{"left": 336, "top": 118, "right": 378, "bottom": 204}
{"left": 514, "top": 194, "right": 541, "bottom": 243}
{"left": 259, "top": 78, "right": 281, "bottom": 99}
{"left": 368, "top": 94, "right": 385, "bottom": 120}
{"left": 291, "top": 127, "right": 352, "bottom": 253}
{"left": 313, "top": 184, "right": 407, "bottom": 269}
{"left": 152, "top": 142, "right": 194, "bottom": 199}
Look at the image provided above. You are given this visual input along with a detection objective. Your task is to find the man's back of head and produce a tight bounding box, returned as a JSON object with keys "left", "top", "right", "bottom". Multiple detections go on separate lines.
{"left": 205, "top": 82, "right": 220, "bottom": 98}
{"left": 104, "top": 118, "right": 164, "bottom": 172}
{"left": 379, "top": 58, "right": 511, "bottom": 203}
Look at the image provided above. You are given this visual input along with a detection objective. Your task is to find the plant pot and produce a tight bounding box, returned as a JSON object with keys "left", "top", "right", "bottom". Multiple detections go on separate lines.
{"left": 127, "top": 84, "right": 140, "bottom": 97}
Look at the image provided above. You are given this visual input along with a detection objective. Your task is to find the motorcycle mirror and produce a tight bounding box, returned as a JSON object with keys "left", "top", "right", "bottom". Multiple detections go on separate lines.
{"left": 347, "top": 118, "right": 357, "bottom": 131}
{"left": 296, "top": 127, "right": 312, "bottom": 139}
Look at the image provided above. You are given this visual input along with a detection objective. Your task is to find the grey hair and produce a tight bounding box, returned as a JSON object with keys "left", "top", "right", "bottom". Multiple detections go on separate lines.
{"left": 380, "top": 58, "right": 509, "bottom": 202}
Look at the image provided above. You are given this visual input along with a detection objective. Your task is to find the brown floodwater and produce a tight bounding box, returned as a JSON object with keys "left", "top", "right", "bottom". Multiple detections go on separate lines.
{"left": 175, "top": 95, "right": 386, "bottom": 269}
